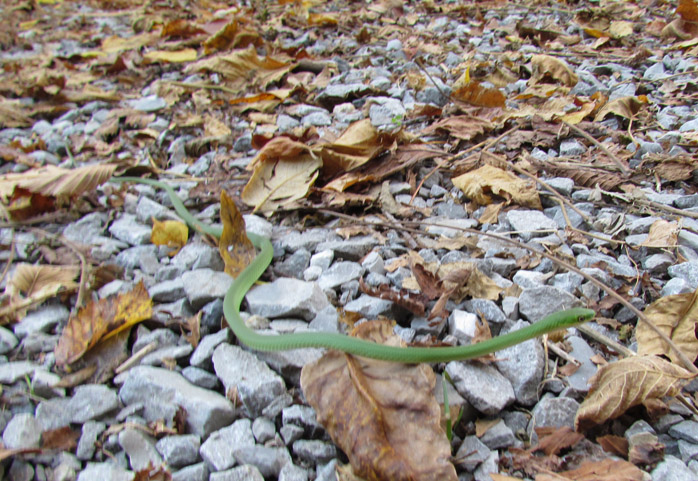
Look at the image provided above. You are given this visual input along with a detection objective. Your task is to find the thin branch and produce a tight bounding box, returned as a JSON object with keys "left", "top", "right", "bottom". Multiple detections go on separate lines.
{"left": 562, "top": 121, "right": 630, "bottom": 174}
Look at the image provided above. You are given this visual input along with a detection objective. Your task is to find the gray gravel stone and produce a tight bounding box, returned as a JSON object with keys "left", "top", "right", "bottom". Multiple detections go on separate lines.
{"left": 70, "top": 384, "right": 120, "bottom": 423}
{"left": 2, "top": 413, "right": 41, "bottom": 448}
{"left": 292, "top": 440, "right": 337, "bottom": 464}
{"left": 279, "top": 463, "right": 309, "bottom": 481}
{"left": 181, "top": 269, "right": 233, "bottom": 309}
{"left": 671, "top": 421, "right": 698, "bottom": 444}
{"left": 652, "top": 455, "right": 696, "bottom": 481}
{"left": 479, "top": 419, "right": 517, "bottom": 449}
{"left": 108, "top": 214, "right": 151, "bottom": 245}
{"left": 172, "top": 463, "right": 209, "bottom": 481}
{"left": 118, "top": 428, "right": 163, "bottom": 471}
{"left": 0, "top": 325, "right": 18, "bottom": 354}
{"left": 564, "top": 335, "right": 598, "bottom": 392}
{"left": 317, "top": 261, "right": 364, "bottom": 290}
{"left": 518, "top": 286, "right": 583, "bottom": 322}
{"left": 13, "top": 304, "right": 69, "bottom": 339}
{"left": 119, "top": 366, "right": 234, "bottom": 438}
{"left": 209, "top": 465, "right": 265, "bottom": 481}
{"left": 212, "top": 343, "right": 286, "bottom": 417}
{"left": 200, "top": 419, "right": 255, "bottom": 471}
{"left": 559, "top": 139, "right": 586, "bottom": 156}
{"left": 155, "top": 434, "right": 201, "bottom": 468}
{"left": 496, "top": 321, "right": 545, "bottom": 406}
{"left": 77, "top": 421, "right": 106, "bottom": 460}
{"left": 445, "top": 361, "right": 515, "bottom": 415}
{"left": 505, "top": 210, "right": 557, "bottom": 240}
{"left": 233, "top": 445, "right": 292, "bottom": 478}
{"left": 76, "top": 463, "right": 134, "bottom": 481}
{"left": 0, "top": 360, "right": 40, "bottom": 383}
{"left": 530, "top": 396, "right": 580, "bottom": 430}
{"left": 455, "top": 435, "right": 491, "bottom": 472}
{"left": 246, "top": 278, "right": 331, "bottom": 321}
{"left": 172, "top": 243, "right": 224, "bottom": 271}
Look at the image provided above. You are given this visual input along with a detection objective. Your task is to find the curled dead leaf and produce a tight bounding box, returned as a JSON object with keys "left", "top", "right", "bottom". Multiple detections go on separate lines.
{"left": 575, "top": 355, "right": 695, "bottom": 430}
{"left": 529, "top": 55, "right": 578, "bottom": 87}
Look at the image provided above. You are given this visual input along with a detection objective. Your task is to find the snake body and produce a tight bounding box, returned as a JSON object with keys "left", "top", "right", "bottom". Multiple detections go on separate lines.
{"left": 112, "top": 177, "right": 595, "bottom": 363}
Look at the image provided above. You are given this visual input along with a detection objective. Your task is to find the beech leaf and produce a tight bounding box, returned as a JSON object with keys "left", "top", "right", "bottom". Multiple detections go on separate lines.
{"left": 300, "top": 321, "right": 457, "bottom": 481}
{"left": 575, "top": 355, "right": 695, "bottom": 430}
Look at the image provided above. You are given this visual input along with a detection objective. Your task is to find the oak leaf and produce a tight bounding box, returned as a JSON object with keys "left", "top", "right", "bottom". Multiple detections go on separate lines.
{"left": 575, "top": 355, "right": 695, "bottom": 430}
{"left": 300, "top": 321, "right": 457, "bottom": 481}
{"left": 636, "top": 290, "right": 698, "bottom": 363}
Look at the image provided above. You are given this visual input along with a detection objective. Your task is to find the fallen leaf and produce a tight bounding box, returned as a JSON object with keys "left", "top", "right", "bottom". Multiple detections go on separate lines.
{"left": 54, "top": 281, "right": 152, "bottom": 366}
{"left": 532, "top": 426, "right": 584, "bottom": 456}
{"left": 640, "top": 219, "right": 679, "bottom": 248}
{"left": 8, "top": 264, "right": 79, "bottom": 299}
{"left": 0, "top": 164, "right": 117, "bottom": 201}
{"left": 452, "top": 164, "right": 542, "bottom": 210}
{"left": 608, "top": 21, "right": 634, "bottom": 38}
{"left": 143, "top": 49, "right": 197, "bottom": 63}
{"left": 421, "top": 115, "right": 494, "bottom": 141}
{"left": 452, "top": 79, "right": 506, "bottom": 108}
{"left": 358, "top": 279, "right": 427, "bottom": 316}
{"left": 41, "top": 426, "right": 79, "bottom": 450}
{"left": 241, "top": 149, "right": 321, "bottom": 213}
{"left": 318, "top": 119, "right": 396, "bottom": 178}
{"left": 150, "top": 219, "right": 188, "bottom": 255}
{"left": 636, "top": 290, "right": 698, "bottom": 364}
{"left": 594, "top": 96, "right": 648, "bottom": 122}
{"left": 596, "top": 434, "right": 628, "bottom": 457}
{"left": 628, "top": 432, "right": 664, "bottom": 466}
{"left": 185, "top": 46, "right": 294, "bottom": 93}
{"left": 575, "top": 355, "right": 695, "bottom": 430}
{"left": 535, "top": 458, "right": 646, "bottom": 481}
{"left": 478, "top": 202, "right": 503, "bottom": 224}
{"left": 219, "top": 190, "right": 256, "bottom": 277}
{"left": 300, "top": 321, "right": 458, "bottom": 481}
{"left": 475, "top": 418, "right": 500, "bottom": 437}
{"left": 529, "top": 55, "right": 578, "bottom": 87}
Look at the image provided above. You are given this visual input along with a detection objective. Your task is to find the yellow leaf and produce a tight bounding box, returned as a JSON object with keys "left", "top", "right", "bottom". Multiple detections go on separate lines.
{"left": 101, "top": 33, "right": 158, "bottom": 54}
{"left": 218, "top": 191, "right": 256, "bottom": 277}
{"left": 308, "top": 13, "right": 339, "bottom": 26}
{"left": 55, "top": 281, "right": 152, "bottom": 366}
{"left": 150, "top": 219, "right": 188, "bottom": 255}
{"left": 637, "top": 290, "right": 698, "bottom": 364}
{"left": 574, "top": 355, "right": 694, "bottom": 430}
{"left": 452, "top": 164, "right": 542, "bottom": 209}
{"left": 203, "top": 114, "right": 232, "bottom": 137}
{"left": 143, "top": 49, "right": 197, "bottom": 63}
{"left": 560, "top": 100, "right": 596, "bottom": 125}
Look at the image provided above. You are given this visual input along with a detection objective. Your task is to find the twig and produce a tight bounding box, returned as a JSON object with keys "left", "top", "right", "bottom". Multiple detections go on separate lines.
{"left": 320, "top": 211, "right": 698, "bottom": 374}
{"left": 546, "top": 340, "right": 581, "bottom": 366}
{"left": 562, "top": 121, "right": 630, "bottom": 174}
{"left": 575, "top": 324, "right": 635, "bottom": 357}
{"left": 0, "top": 230, "right": 16, "bottom": 286}
{"left": 115, "top": 342, "right": 157, "bottom": 374}
{"left": 414, "top": 57, "right": 453, "bottom": 105}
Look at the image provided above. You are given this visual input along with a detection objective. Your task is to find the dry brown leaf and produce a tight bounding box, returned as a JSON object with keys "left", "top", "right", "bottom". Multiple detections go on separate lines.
{"left": 421, "top": 115, "right": 494, "bottom": 141}
{"left": 318, "top": 119, "right": 396, "bottom": 178}
{"left": 628, "top": 432, "right": 664, "bottom": 466}
{"left": 452, "top": 164, "right": 542, "bottom": 210}
{"left": 532, "top": 426, "right": 584, "bottom": 456}
{"left": 41, "top": 426, "right": 80, "bottom": 450}
{"left": 203, "top": 18, "right": 261, "bottom": 54}
{"left": 594, "top": 96, "right": 648, "bottom": 122}
{"left": 184, "top": 46, "right": 293, "bottom": 92}
{"left": 241, "top": 151, "right": 321, "bottom": 213}
{"left": 452, "top": 81, "right": 506, "bottom": 108}
{"left": 640, "top": 219, "right": 679, "bottom": 248}
{"left": 54, "top": 281, "right": 152, "bottom": 366}
{"left": 203, "top": 114, "right": 232, "bottom": 138}
{"left": 478, "top": 202, "right": 503, "bottom": 224}
{"left": 596, "top": 434, "right": 629, "bottom": 457}
{"left": 8, "top": 264, "right": 79, "bottom": 300}
{"left": 143, "top": 49, "right": 197, "bottom": 63}
{"left": 358, "top": 279, "right": 427, "bottom": 316}
{"left": 150, "top": 219, "right": 188, "bottom": 255}
{"left": 300, "top": 321, "right": 457, "bottom": 481}
{"left": 529, "top": 55, "right": 578, "bottom": 87}
{"left": 0, "top": 164, "right": 117, "bottom": 201}
{"left": 490, "top": 475, "right": 525, "bottom": 481}
{"left": 219, "top": 190, "right": 256, "bottom": 278}
{"left": 535, "top": 458, "right": 646, "bottom": 481}
{"left": 475, "top": 418, "right": 500, "bottom": 437}
{"left": 0, "top": 99, "right": 32, "bottom": 128}
{"left": 636, "top": 290, "right": 698, "bottom": 364}
{"left": 574, "top": 355, "right": 695, "bottom": 430}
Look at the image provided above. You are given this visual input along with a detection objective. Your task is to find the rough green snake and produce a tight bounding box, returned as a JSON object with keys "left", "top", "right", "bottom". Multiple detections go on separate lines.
{"left": 112, "top": 177, "right": 595, "bottom": 363}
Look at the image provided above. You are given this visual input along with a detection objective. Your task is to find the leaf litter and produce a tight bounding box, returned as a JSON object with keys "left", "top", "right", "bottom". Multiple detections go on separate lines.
{"left": 2, "top": 0, "right": 698, "bottom": 478}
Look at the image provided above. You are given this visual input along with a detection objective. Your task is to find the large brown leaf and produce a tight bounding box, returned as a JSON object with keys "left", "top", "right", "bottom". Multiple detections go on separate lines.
{"left": 300, "top": 321, "right": 457, "bottom": 481}
{"left": 636, "top": 290, "right": 698, "bottom": 364}
{"left": 575, "top": 355, "right": 694, "bottom": 430}
{"left": 0, "top": 164, "right": 117, "bottom": 201}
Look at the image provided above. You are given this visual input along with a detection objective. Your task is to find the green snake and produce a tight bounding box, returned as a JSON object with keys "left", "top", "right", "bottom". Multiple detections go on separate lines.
{"left": 112, "top": 177, "right": 595, "bottom": 363}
